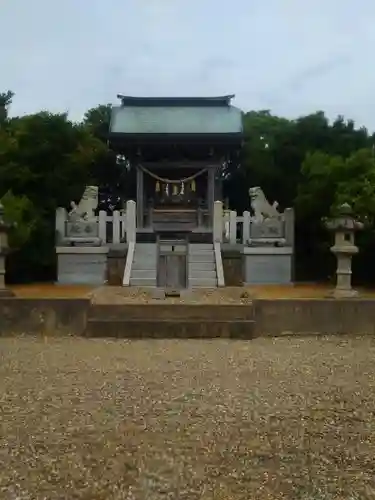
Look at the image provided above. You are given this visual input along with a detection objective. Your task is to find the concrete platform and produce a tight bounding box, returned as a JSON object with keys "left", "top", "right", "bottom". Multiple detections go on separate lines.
{"left": 1, "top": 286, "right": 375, "bottom": 338}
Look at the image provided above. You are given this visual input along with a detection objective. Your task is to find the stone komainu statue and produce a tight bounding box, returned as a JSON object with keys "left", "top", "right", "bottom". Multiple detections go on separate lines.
{"left": 68, "top": 186, "right": 99, "bottom": 221}
{"left": 248, "top": 186, "right": 280, "bottom": 223}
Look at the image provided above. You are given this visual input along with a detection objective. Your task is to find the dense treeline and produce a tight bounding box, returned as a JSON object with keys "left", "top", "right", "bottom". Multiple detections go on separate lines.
{"left": 1, "top": 91, "right": 375, "bottom": 284}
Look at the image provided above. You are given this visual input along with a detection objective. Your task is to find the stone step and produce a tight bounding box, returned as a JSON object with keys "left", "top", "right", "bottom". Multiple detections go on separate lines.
{"left": 189, "top": 267, "right": 215, "bottom": 273}
{"left": 134, "top": 246, "right": 157, "bottom": 256}
{"left": 189, "top": 249, "right": 214, "bottom": 255}
{"left": 129, "top": 278, "right": 157, "bottom": 286}
{"left": 189, "top": 244, "right": 213, "bottom": 250}
{"left": 189, "top": 277, "right": 217, "bottom": 287}
{"left": 132, "top": 265, "right": 156, "bottom": 271}
{"left": 132, "top": 257, "right": 157, "bottom": 266}
{"left": 188, "top": 255, "right": 215, "bottom": 263}
{"left": 136, "top": 243, "right": 157, "bottom": 250}
{"left": 189, "top": 261, "right": 216, "bottom": 271}
{"left": 85, "top": 319, "right": 255, "bottom": 339}
{"left": 133, "top": 252, "right": 157, "bottom": 258}
{"left": 89, "top": 304, "right": 255, "bottom": 320}
{"left": 130, "top": 272, "right": 156, "bottom": 281}
{"left": 189, "top": 273, "right": 217, "bottom": 281}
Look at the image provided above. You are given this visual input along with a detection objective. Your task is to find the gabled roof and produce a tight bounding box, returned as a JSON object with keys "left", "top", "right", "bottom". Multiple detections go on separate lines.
{"left": 110, "top": 94, "right": 243, "bottom": 137}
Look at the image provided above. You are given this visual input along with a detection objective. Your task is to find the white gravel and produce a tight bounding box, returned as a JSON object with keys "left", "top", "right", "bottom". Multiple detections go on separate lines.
{"left": 0, "top": 336, "right": 374, "bottom": 499}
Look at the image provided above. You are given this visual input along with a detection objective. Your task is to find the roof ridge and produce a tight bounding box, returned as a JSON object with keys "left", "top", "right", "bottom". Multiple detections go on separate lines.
{"left": 116, "top": 95, "right": 235, "bottom": 107}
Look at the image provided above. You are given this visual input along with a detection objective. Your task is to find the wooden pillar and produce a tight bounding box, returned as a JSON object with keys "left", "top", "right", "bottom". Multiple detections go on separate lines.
{"left": 214, "top": 168, "right": 222, "bottom": 202}
{"left": 136, "top": 166, "right": 143, "bottom": 228}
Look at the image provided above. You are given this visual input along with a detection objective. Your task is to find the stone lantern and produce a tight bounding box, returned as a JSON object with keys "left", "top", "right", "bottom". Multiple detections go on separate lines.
{"left": 0, "top": 202, "right": 14, "bottom": 297}
{"left": 324, "top": 203, "right": 364, "bottom": 298}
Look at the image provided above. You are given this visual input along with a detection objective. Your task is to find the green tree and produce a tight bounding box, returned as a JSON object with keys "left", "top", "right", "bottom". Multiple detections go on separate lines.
{"left": 83, "top": 103, "right": 112, "bottom": 140}
{"left": 1, "top": 190, "right": 38, "bottom": 249}
{"left": 297, "top": 148, "right": 375, "bottom": 221}
{"left": 224, "top": 111, "right": 293, "bottom": 212}
{"left": 296, "top": 148, "right": 375, "bottom": 282}
{"left": 0, "top": 90, "right": 14, "bottom": 125}
{"left": 0, "top": 98, "right": 105, "bottom": 282}
{"left": 224, "top": 109, "right": 374, "bottom": 281}
{"left": 82, "top": 103, "right": 135, "bottom": 210}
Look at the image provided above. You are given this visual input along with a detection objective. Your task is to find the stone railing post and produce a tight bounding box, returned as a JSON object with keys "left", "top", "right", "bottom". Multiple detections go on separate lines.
{"left": 55, "top": 207, "right": 67, "bottom": 244}
{"left": 284, "top": 208, "right": 295, "bottom": 247}
{"left": 229, "top": 210, "right": 237, "bottom": 245}
{"left": 112, "top": 210, "right": 121, "bottom": 244}
{"left": 242, "top": 211, "right": 251, "bottom": 244}
{"left": 213, "top": 201, "right": 223, "bottom": 243}
{"left": 126, "top": 200, "right": 136, "bottom": 243}
{"left": 284, "top": 208, "right": 295, "bottom": 280}
{"left": 98, "top": 210, "right": 107, "bottom": 243}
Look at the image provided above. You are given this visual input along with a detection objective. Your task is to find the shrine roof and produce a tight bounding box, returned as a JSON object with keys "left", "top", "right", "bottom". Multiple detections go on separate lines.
{"left": 116, "top": 95, "right": 235, "bottom": 107}
{"left": 109, "top": 95, "right": 243, "bottom": 137}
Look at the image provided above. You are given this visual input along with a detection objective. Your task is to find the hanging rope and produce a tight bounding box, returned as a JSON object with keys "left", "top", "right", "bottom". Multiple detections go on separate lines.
{"left": 139, "top": 165, "right": 208, "bottom": 184}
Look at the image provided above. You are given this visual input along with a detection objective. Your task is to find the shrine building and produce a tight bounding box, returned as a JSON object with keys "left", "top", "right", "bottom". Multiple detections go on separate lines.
{"left": 109, "top": 94, "right": 243, "bottom": 235}
{"left": 107, "top": 94, "right": 243, "bottom": 288}
{"left": 55, "top": 95, "right": 294, "bottom": 289}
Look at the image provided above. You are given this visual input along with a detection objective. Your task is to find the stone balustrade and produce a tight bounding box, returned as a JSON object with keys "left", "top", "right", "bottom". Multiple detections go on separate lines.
{"left": 213, "top": 201, "right": 294, "bottom": 247}
{"left": 55, "top": 200, "right": 136, "bottom": 245}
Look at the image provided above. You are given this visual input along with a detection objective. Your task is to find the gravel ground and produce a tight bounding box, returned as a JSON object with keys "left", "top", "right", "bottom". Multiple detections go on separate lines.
{"left": 1, "top": 337, "right": 375, "bottom": 499}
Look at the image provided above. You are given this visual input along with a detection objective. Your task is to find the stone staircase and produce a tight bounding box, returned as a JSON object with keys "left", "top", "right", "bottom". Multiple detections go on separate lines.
{"left": 188, "top": 243, "right": 217, "bottom": 288}
{"left": 129, "top": 241, "right": 219, "bottom": 289}
{"left": 129, "top": 243, "right": 157, "bottom": 287}
{"left": 85, "top": 304, "right": 255, "bottom": 339}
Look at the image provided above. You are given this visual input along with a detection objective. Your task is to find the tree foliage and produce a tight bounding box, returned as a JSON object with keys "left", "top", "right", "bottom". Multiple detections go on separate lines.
{"left": 2, "top": 91, "right": 375, "bottom": 283}
{"left": 0, "top": 104, "right": 105, "bottom": 281}
{"left": 0, "top": 90, "right": 14, "bottom": 125}
{"left": 1, "top": 190, "right": 37, "bottom": 249}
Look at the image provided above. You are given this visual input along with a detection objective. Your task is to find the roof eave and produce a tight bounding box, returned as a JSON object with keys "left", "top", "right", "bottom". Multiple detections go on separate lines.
{"left": 116, "top": 95, "right": 236, "bottom": 107}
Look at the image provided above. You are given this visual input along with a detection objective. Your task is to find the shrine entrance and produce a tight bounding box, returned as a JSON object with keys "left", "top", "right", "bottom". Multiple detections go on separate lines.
{"left": 157, "top": 236, "right": 188, "bottom": 289}
{"left": 136, "top": 163, "right": 215, "bottom": 230}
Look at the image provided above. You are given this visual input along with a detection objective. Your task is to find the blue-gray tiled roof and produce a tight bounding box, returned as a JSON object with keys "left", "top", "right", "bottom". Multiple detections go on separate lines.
{"left": 109, "top": 96, "right": 243, "bottom": 135}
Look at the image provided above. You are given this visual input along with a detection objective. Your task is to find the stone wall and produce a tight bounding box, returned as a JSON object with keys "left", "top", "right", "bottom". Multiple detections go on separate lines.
{"left": 1, "top": 297, "right": 375, "bottom": 338}
{"left": 0, "top": 298, "right": 89, "bottom": 336}
{"left": 107, "top": 248, "right": 127, "bottom": 286}
{"left": 243, "top": 247, "right": 293, "bottom": 285}
{"left": 56, "top": 247, "right": 109, "bottom": 285}
{"left": 221, "top": 249, "right": 243, "bottom": 286}
{"left": 254, "top": 299, "right": 375, "bottom": 336}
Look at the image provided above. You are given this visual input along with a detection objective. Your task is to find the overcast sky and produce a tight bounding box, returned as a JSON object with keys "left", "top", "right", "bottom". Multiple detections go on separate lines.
{"left": 2, "top": 0, "right": 375, "bottom": 128}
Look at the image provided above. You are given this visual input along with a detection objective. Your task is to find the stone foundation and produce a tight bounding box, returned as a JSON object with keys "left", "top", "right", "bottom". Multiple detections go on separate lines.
{"left": 243, "top": 246, "right": 293, "bottom": 285}
{"left": 0, "top": 297, "right": 375, "bottom": 338}
{"left": 107, "top": 247, "right": 127, "bottom": 285}
{"left": 56, "top": 246, "right": 109, "bottom": 285}
{"left": 221, "top": 249, "right": 243, "bottom": 286}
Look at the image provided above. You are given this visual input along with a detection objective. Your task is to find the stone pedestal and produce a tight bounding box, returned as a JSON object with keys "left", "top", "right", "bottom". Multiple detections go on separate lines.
{"left": 0, "top": 203, "right": 14, "bottom": 297}
{"left": 0, "top": 288, "right": 15, "bottom": 297}
{"left": 56, "top": 246, "right": 109, "bottom": 285}
{"left": 243, "top": 246, "right": 293, "bottom": 285}
{"left": 330, "top": 252, "right": 358, "bottom": 298}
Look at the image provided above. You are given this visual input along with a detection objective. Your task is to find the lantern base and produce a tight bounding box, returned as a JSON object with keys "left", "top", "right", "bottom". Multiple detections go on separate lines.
{"left": 0, "top": 288, "right": 15, "bottom": 298}
{"left": 328, "top": 288, "right": 359, "bottom": 299}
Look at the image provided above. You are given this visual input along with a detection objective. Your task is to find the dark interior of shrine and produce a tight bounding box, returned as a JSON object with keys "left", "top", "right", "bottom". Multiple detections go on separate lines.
{"left": 143, "top": 168, "right": 208, "bottom": 210}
